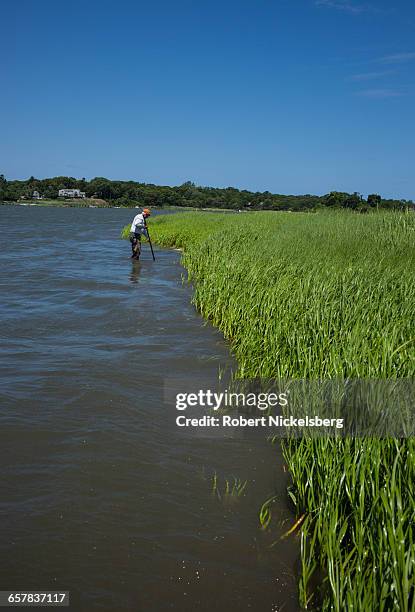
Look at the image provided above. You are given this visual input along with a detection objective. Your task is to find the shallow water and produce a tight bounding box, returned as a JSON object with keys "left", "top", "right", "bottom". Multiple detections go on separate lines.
{"left": 0, "top": 205, "right": 298, "bottom": 611}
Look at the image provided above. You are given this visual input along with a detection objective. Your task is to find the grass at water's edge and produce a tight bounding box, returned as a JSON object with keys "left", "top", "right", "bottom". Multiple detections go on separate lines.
{"left": 122, "top": 211, "right": 415, "bottom": 611}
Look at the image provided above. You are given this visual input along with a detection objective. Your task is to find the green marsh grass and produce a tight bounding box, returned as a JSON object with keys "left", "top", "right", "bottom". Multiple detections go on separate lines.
{"left": 259, "top": 495, "right": 278, "bottom": 530}
{"left": 122, "top": 210, "right": 415, "bottom": 610}
{"left": 211, "top": 471, "right": 248, "bottom": 500}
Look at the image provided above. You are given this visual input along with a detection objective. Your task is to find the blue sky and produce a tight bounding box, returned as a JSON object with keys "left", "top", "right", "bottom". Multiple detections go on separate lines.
{"left": 2, "top": 0, "right": 414, "bottom": 198}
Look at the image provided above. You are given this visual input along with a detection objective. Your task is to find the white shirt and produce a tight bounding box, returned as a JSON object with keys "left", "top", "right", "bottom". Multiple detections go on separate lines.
{"left": 130, "top": 213, "right": 146, "bottom": 233}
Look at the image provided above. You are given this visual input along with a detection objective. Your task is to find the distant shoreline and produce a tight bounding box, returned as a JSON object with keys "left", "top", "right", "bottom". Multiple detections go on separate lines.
{"left": 3, "top": 176, "right": 413, "bottom": 212}
{"left": 0, "top": 200, "right": 238, "bottom": 213}
{"left": 0, "top": 198, "right": 110, "bottom": 208}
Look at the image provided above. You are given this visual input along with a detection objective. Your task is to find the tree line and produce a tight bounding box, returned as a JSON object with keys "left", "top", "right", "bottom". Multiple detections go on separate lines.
{"left": 0, "top": 174, "right": 413, "bottom": 212}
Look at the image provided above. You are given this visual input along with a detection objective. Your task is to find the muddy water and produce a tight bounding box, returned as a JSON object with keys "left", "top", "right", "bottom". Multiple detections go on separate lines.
{"left": 0, "top": 206, "right": 298, "bottom": 611}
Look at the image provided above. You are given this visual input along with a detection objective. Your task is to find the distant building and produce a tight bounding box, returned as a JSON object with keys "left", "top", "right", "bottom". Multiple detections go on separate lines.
{"left": 58, "top": 189, "right": 86, "bottom": 198}
{"left": 33, "top": 190, "right": 41, "bottom": 199}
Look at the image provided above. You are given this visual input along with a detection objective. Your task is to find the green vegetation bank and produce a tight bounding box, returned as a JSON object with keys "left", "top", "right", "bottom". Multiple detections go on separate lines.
{"left": 122, "top": 211, "right": 415, "bottom": 610}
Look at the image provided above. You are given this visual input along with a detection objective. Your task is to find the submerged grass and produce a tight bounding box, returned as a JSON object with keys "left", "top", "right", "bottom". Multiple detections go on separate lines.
{"left": 211, "top": 472, "right": 248, "bottom": 500}
{"left": 122, "top": 210, "right": 415, "bottom": 610}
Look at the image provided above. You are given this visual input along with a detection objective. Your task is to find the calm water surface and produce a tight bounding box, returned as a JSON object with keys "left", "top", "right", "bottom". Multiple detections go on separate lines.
{"left": 0, "top": 206, "right": 298, "bottom": 611}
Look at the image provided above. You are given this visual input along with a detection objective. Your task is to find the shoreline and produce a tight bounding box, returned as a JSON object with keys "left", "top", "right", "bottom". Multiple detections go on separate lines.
{"left": 0, "top": 200, "right": 240, "bottom": 213}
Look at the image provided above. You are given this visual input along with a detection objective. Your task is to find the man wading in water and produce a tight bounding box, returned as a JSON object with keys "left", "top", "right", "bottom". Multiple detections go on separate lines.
{"left": 129, "top": 208, "right": 151, "bottom": 260}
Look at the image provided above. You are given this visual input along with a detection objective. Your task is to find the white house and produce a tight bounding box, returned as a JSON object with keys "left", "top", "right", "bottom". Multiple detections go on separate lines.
{"left": 58, "top": 189, "right": 86, "bottom": 198}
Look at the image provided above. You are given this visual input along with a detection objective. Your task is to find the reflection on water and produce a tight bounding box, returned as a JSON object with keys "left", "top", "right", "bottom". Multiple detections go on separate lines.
{"left": 130, "top": 261, "right": 141, "bottom": 284}
{"left": 0, "top": 206, "right": 298, "bottom": 612}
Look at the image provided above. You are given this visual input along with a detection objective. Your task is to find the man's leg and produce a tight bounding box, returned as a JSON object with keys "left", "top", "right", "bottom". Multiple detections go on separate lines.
{"left": 131, "top": 233, "right": 141, "bottom": 259}
{"left": 130, "top": 234, "right": 138, "bottom": 258}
